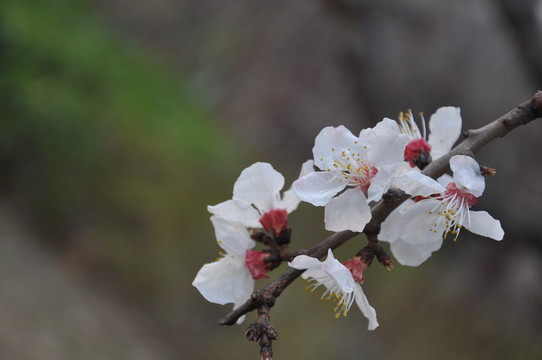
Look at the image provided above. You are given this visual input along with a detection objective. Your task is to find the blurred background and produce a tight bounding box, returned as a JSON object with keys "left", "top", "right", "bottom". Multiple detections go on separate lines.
{"left": 0, "top": 0, "right": 541, "bottom": 359}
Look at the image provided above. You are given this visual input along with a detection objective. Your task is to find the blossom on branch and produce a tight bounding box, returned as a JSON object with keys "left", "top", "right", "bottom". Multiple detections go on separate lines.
{"left": 208, "top": 161, "right": 312, "bottom": 237}
{"left": 289, "top": 249, "right": 378, "bottom": 330}
{"left": 395, "top": 107, "right": 462, "bottom": 169}
{"left": 381, "top": 155, "right": 504, "bottom": 266}
{"left": 192, "top": 217, "right": 264, "bottom": 324}
{"left": 292, "top": 120, "right": 409, "bottom": 232}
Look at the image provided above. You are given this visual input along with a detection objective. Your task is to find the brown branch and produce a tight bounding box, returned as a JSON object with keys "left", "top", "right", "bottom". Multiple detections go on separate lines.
{"left": 218, "top": 90, "right": 542, "bottom": 327}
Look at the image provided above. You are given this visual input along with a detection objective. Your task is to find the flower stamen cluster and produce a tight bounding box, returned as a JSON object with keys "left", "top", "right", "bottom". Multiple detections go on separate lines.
{"left": 429, "top": 182, "right": 478, "bottom": 241}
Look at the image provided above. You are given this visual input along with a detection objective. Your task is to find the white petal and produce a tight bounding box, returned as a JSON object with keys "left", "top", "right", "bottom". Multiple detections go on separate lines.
{"left": 450, "top": 155, "right": 485, "bottom": 196}
{"left": 292, "top": 171, "right": 345, "bottom": 206}
{"left": 192, "top": 256, "right": 254, "bottom": 306}
{"left": 353, "top": 284, "right": 379, "bottom": 330}
{"left": 394, "top": 171, "right": 445, "bottom": 197}
{"left": 324, "top": 189, "right": 372, "bottom": 232}
{"left": 321, "top": 249, "right": 355, "bottom": 293}
{"left": 390, "top": 237, "right": 443, "bottom": 266}
{"left": 299, "top": 159, "right": 316, "bottom": 177}
{"left": 210, "top": 216, "right": 255, "bottom": 255}
{"left": 365, "top": 163, "right": 398, "bottom": 203}
{"left": 312, "top": 126, "right": 360, "bottom": 170}
{"left": 361, "top": 118, "right": 410, "bottom": 166}
{"left": 428, "top": 106, "right": 462, "bottom": 160}
{"left": 381, "top": 199, "right": 444, "bottom": 246}
{"left": 233, "top": 162, "right": 284, "bottom": 213}
{"left": 379, "top": 199, "right": 415, "bottom": 243}
{"left": 207, "top": 200, "right": 261, "bottom": 228}
{"left": 466, "top": 210, "right": 504, "bottom": 240}
{"left": 289, "top": 254, "right": 323, "bottom": 271}
{"left": 437, "top": 174, "right": 453, "bottom": 188}
{"left": 397, "top": 200, "right": 445, "bottom": 245}
{"left": 394, "top": 162, "right": 416, "bottom": 177}
{"left": 281, "top": 160, "right": 315, "bottom": 213}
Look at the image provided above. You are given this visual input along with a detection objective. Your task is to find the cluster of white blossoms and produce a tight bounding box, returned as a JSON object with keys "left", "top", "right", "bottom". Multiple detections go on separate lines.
{"left": 193, "top": 107, "right": 504, "bottom": 329}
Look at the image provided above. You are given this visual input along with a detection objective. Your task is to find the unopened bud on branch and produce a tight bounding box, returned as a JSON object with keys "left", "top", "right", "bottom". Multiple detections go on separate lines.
{"left": 245, "top": 324, "right": 263, "bottom": 342}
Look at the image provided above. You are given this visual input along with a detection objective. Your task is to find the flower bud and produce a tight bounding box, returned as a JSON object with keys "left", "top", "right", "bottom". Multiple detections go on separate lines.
{"left": 480, "top": 166, "right": 496, "bottom": 176}
{"left": 356, "top": 247, "right": 376, "bottom": 266}
{"left": 376, "top": 250, "right": 394, "bottom": 270}
{"left": 266, "top": 326, "right": 279, "bottom": 341}
{"left": 250, "top": 230, "right": 274, "bottom": 246}
{"left": 245, "top": 324, "right": 263, "bottom": 342}
{"left": 260, "top": 345, "right": 273, "bottom": 360}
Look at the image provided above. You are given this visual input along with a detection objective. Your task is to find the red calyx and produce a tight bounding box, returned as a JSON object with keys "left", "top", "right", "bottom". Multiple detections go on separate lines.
{"left": 245, "top": 250, "right": 271, "bottom": 280}
{"left": 445, "top": 182, "right": 478, "bottom": 206}
{"left": 404, "top": 138, "right": 432, "bottom": 168}
{"left": 343, "top": 257, "right": 367, "bottom": 284}
{"left": 259, "top": 208, "right": 288, "bottom": 236}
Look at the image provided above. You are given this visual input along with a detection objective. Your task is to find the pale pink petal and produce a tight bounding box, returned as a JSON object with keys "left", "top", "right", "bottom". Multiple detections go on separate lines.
{"left": 428, "top": 106, "right": 462, "bottom": 159}
{"left": 292, "top": 171, "right": 345, "bottom": 206}
{"left": 450, "top": 155, "right": 485, "bottom": 196}
{"left": 322, "top": 249, "right": 355, "bottom": 293}
{"left": 394, "top": 171, "right": 445, "bottom": 197}
{"left": 312, "top": 126, "right": 360, "bottom": 170}
{"left": 353, "top": 284, "right": 379, "bottom": 330}
{"left": 207, "top": 200, "right": 261, "bottom": 228}
{"left": 466, "top": 210, "right": 504, "bottom": 240}
{"left": 233, "top": 162, "right": 284, "bottom": 212}
{"left": 210, "top": 216, "right": 255, "bottom": 255}
{"left": 192, "top": 256, "right": 254, "bottom": 306}
{"left": 324, "top": 189, "right": 371, "bottom": 232}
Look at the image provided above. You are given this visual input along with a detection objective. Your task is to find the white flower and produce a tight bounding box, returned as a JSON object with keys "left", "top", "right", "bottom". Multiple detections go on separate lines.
{"left": 289, "top": 249, "right": 379, "bottom": 330}
{"left": 380, "top": 155, "right": 504, "bottom": 266}
{"left": 395, "top": 107, "right": 462, "bottom": 168}
{"left": 208, "top": 161, "right": 312, "bottom": 234}
{"left": 292, "top": 120, "right": 409, "bottom": 232}
{"left": 192, "top": 216, "right": 256, "bottom": 324}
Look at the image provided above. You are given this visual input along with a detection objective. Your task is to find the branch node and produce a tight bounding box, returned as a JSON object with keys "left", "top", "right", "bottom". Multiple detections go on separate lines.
{"left": 462, "top": 129, "right": 474, "bottom": 138}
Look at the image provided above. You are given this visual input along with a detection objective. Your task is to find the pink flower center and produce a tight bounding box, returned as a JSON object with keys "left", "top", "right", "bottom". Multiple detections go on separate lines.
{"left": 259, "top": 208, "right": 288, "bottom": 235}
{"left": 444, "top": 182, "right": 478, "bottom": 206}
{"left": 404, "top": 138, "right": 432, "bottom": 168}
{"left": 342, "top": 257, "right": 366, "bottom": 284}
{"left": 245, "top": 250, "right": 270, "bottom": 280}
{"left": 350, "top": 165, "right": 379, "bottom": 194}
{"left": 429, "top": 182, "right": 479, "bottom": 241}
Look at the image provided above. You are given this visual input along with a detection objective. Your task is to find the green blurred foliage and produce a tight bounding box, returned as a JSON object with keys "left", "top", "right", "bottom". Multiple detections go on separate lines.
{"left": 0, "top": 0, "right": 241, "bottom": 303}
